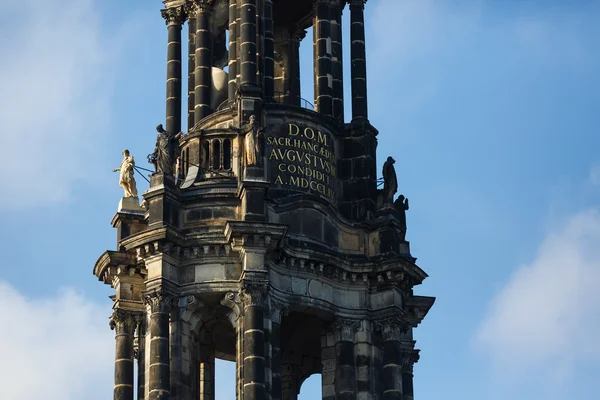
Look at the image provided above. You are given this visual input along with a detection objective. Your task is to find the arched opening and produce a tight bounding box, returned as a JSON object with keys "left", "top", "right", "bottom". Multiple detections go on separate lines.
{"left": 298, "top": 374, "right": 322, "bottom": 399}
{"left": 212, "top": 140, "right": 220, "bottom": 170}
{"left": 223, "top": 138, "right": 231, "bottom": 170}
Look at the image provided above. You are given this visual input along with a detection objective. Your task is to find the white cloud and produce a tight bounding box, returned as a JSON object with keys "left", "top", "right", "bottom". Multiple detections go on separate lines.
{"left": 0, "top": 0, "right": 116, "bottom": 207}
{"left": 0, "top": 281, "right": 113, "bottom": 400}
{"left": 475, "top": 209, "right": 600, "bottom": 381}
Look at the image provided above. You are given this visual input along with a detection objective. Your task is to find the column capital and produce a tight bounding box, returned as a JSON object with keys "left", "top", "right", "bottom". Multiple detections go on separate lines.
{"left": 161, "top": 6, "right": 186, "bottom": 26}
{"left": 373, "top": 315, "right": 409, "bottom": 341}
{"left": 240, "top": 282, "right": 269, "bottom": 307}
{"left": 109, "top": 309, "right": 142, "bottom": 335}
{"left": 186, "top": 0, "right": 213, "bottom": 16}
{"left": 400, "top": 348, "right": 420, "bottom": 369}
{"left": 331, "top": 318, "right": 361, "bottom": 341}
{"left": 143, "top": 289, "right": 176, "bottom": 314}
{"left": 269, "top": 298, "right": 288, "bottom": 324}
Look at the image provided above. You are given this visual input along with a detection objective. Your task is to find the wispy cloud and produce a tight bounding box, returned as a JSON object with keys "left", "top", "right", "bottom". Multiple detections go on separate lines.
{"left": 0, "top": 0, "right": 118, "bottom": 207}
{"left": 474, "top": 208, "right": 600, "bottom": 383}
{"left": 0, "top": 281, "right": 113, "bottom": 400}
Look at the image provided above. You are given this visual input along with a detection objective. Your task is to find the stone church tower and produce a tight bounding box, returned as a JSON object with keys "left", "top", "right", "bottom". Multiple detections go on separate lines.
{"left": 93, "top": 1, "right": 434, "bottom": 399}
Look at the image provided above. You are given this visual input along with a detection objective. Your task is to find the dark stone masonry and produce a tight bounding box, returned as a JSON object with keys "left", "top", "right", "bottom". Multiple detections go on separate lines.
{"left": 94, "top": 1, "right": 434, "bottom": 399}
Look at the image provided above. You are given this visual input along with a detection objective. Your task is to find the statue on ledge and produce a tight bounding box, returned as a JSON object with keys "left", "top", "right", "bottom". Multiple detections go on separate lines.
{"left": 394, "top": 195, "right": 409, "bottom": 229}
{"left": 149, "top": 124, "right": 182, "bottom": 175}
{"left": 240, "top": 115, "right": 262, "bottom": 166}
{"left": 382, "top": 156, "right": 397, "bottom": 205}
{"left": 113, "top": 149, "right": 138, "bottom": 198}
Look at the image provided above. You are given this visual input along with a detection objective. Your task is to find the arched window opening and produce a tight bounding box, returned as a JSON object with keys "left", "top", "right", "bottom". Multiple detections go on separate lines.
{"left": 223, "top": 138, "right": 231, "bottom": 170}
{"left": 212, "top": 140, "right": 221, "bottom": 170}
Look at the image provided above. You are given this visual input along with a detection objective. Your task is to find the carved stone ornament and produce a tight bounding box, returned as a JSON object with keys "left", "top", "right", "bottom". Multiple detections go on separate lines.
{"left": 400, "top": 349, "right": 420, "bottom": 369}
{"left": 269, "top": 298, "right": 288, "bottom": 324}
{"left": 332, "top": 319, "right": 361, "bottom": 342}
{"left": 239, "top": 283, "right": 269, "bottom": 307}
{"left": 160, "top": 6, "right": 186, "bottom": 25}
{"left": 373, "top": 315, "right": 408, "bottom": 342}
{"left": 143, "top": 290, "right": 176, "bottom": 314}
{"left": 109, "top": 309, "right": 141, "bottom": 335}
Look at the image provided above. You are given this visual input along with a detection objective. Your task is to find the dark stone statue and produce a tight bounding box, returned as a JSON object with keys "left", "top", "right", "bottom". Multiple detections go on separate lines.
{"left": 394, "top": 195, "right": 409, "bottom": 229}
{"left": 148, "top": 124, "right": 182, "bottom": 175}
{"left": 382, "top": 156, "right": 397, "bottom": 204}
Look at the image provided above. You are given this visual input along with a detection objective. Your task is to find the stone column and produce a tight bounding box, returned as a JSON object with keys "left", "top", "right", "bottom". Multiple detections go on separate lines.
{"left": 228, "top": 0, "right": 238, "bottom": 102}
{"left": 269, "top": 300, "right": 285, "bottom": 400}
{"left": 330, "top": 0, "right": 344, "bottom": 121}
{"left": 313, "top": 0, "right": 333, "bottom": 116}
{"left": 161, "top": 6, "right": 185, "bottom": 135}
{"left": 354, "top": 320, "right": 375, "bottom": 399}
{"left": 256, "top": 0, "right": 265, "bottom": 88}
{"left": 187, "top": 6, "right": 197, "bottom": 130}
{"left": 374, "top": 317, "right": 406, "bottom": 400}
{"left": 334, "top": 320, "right": 358, "bottom": 399}
{"left": 400, "top": 346, "right": 419, "bottom": 400}
{"left": 198, "top": 329, "right": 216, "bottom": 400}
{"left": 137, "top": 317, "right": 147, "bottom": 400}
{"left": 240, "top": 0, "right": 258, "bottom": 87}
{"left": 322, "top": 319, "right": 359, "bottom": 399}
{"left": 144, "top": 291, "right": 174, "bottom": 400}
{"left": 273, "top": 27, "right": 304, "bottom": 106}
{"left": 263, "top": 0, "right": 275, "bottom": 101}
{"left": 110, "top": 310, "right": 140, "bottom": 400}
{"left": 349, "top": 0, "right": 368, "bottom": 120}
{"left": 241, "top": 283, "right": 268, "bottom": 400}
{"left": 194, "top": 1, "right": 213, "bottom": 123}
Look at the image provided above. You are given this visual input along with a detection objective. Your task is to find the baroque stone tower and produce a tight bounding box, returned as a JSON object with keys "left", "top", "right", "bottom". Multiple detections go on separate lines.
{"left": 93, "top": 1, "right": 434, "bottom": 399}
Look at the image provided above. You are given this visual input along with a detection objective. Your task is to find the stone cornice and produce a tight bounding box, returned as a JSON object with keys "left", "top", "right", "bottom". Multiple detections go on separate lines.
{"left": 93, "top": 250, "right": 140, "bottom": 284}
{"left": 404, "top": 295, "right": 436, "bottom": 326}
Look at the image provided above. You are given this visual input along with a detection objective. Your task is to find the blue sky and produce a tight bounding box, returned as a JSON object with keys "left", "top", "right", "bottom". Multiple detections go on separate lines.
{"left": 1, "top": 0, "right": 599, "bottom": 399}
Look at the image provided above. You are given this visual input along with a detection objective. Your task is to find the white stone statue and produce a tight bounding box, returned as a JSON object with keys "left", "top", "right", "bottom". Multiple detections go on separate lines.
{"left": 113, "top": 149, "right": 138, "bottom": 198}
{"left": 242, "top": 115, "right": 260, "bottom": 166}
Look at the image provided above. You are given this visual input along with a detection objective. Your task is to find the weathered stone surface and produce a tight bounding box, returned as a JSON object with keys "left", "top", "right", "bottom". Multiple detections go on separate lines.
{"left": 93, "top": 2, "right": 434, "bottom": 399}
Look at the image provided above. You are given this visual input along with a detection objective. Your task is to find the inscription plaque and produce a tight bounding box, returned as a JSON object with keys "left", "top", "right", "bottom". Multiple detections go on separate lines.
{"left": 266, "top": 123, "right": 336, "bottom": 201}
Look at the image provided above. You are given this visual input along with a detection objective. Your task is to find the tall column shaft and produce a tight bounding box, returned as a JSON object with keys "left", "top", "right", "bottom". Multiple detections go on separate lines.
{"left": 194, "top": 3, "right": 213, "bottom": 123}
{"left": 269, "top": 301, "right": 284, "bottom": 400}
{"left": 241, "top": 285, "right": 267, "bottom": 400}
{"left": 198, "top": 331, "right": 216, "bottom": 400}
{"left": 256, "top": 0, "right": 265, "bottom": 88}
{"left": 313, "top": 0, "right": 333, "bottom": 116}
{"left": 187, "top": 13, "right": 197, "bottom": 130}
{"left": 263, "top": 0, "right": 274, "bottom": 100}
{"left": 145, "top": 291, "right": 173, "bottom": 400}
{"left": 137, "top": 317, "right": 147, "bottom": 400}
{"left": 333, "top": 320, "right": 359, "bottom": 398}
{"left": 240, "top": 0, "right": 257, "bottom": 86}
{"left": 400, "top": 345, "right": 419, "bottom": 400}
{"left": 331, "top": 2, "right": 344, "bottom": 121}
{"left": 162, "top": 7, "right": 184, "bottom": 135}
{"left": 375, "top": 319, "right": 408, "bottom": 400}
{"left": 228, "top": 0, "right": 239, "bottom": 101}
{"left": 350, "top": 0, "right": 368, "bottom": 119}
{"left": 110, "top": 310, "right": 139, "bottom": 400}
